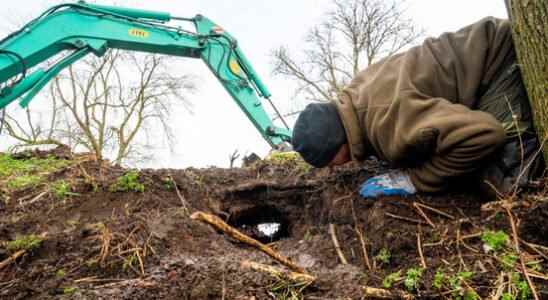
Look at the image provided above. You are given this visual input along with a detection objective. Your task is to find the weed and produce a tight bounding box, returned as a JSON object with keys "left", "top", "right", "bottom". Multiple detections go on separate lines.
{"left": 55, "top": 269, "right": 66, "bottom": 278}
{"left": 501, "top": 252, "right": 519, "bottom": 270}
{"left": 6, "top": 234, "right": 43, "bottom": 253}
{"left": 161, "top": 177, "right": 174, "bottom": 190}
{"left": 510, "top": 272, "right": 532, "bottom": 300}
{"left": 481, "top": 230, "right": 509, "bottom": 252}
{"left": 51, "top": 180, "right": 79, "bottom": 200}
{"left": 375, "top": 248, "right": 391, "bottom": 265}
{"left": 382, "top": 270, "right": 402, "bottom": 288}
{"left": 122, "top": 253, "right": 138, "bottom": 271}
{"left": 62, "top": 287, "right": 78, "bottom": 295}
{"left": 109, "top": 170, "right": 145, "bottom": 193}
{"left": 404, "top": 267, "right": 423, "bottom": 291}
{"left": 448, "top": 272, "right": 476, "bottom": 300}
{"left": 432, "top": 269, "right": 446, "bottom": 290}
{"left": 269, "top": 278, "right": 310, "bottom": 300}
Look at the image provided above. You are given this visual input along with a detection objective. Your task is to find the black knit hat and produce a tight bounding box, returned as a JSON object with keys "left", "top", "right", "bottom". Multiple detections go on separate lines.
{"left": 292, "top": 102, "right": 347, "bottom": 168}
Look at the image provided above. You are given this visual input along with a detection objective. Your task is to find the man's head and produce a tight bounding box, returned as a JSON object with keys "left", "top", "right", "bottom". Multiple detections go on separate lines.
{"left": 292, "top": 102, "right": 350, "bottom": 168}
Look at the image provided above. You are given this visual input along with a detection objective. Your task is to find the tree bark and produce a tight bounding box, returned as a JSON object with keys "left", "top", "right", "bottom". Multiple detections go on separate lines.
{"left": 509, "top": 0, "right": 548, "bottom": 162}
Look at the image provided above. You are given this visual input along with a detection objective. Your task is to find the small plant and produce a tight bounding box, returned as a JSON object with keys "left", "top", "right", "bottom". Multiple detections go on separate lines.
{"left": 507, "top": 272, "right": 532, "bottom": 300}
{"left": 501, "top": 252, "right": 519, "bottom": 270}
{"left": 122, "top": 253, "right": 138, "bottom": 271}
{"left": 109, "top": 170, "right": 145, "bottom": 193}
{"left": 448, "top": 271, "right": 476, "bottom": 300}
{"left": 6, "top": 234, "right": 43, "bottom": 253}
{"left": 51, "top": 180, "right": 79, "bottom": 200}
{"left": 432, "top": 269, "right": 446, "bottom": 290}
{"left": 55, "top": 269, "right": 66, "bottom": 278}
{"left": 404, "top": 267, "right": 423, "bottom": 291}
{"left": 375, "top": 248, "right": 391, "bottom": 265}
{"left": 481, "top": 230, "right": 509, "bottom": 252}
{"left": 161, "top": 177, "right": 174, "bottom": 190}
{"left": 382, "top": 270, "right": 402, "bottom": 288}
{"left": 62, "top": 287, "right": 78, "bottom": 295}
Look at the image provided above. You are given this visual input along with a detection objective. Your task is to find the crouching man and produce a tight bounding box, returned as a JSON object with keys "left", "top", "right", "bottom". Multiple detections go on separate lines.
{"left": 292, "top": 17, "right": 543, "bottom": 199}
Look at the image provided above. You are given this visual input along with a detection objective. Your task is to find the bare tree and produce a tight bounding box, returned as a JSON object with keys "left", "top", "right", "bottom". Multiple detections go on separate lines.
{"left": 228, "top": 149, "right": 241, "bottom": 168}
{"left": 3, "top": 50, "right": 195, "bottom": 165}
{"left": 273, "top": 0, "right": 423, "bottom": 103}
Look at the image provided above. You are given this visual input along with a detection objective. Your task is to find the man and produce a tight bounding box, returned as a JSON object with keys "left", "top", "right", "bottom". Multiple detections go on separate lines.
{"left": 292, "top": 17, "right": 542, "bottom": 199}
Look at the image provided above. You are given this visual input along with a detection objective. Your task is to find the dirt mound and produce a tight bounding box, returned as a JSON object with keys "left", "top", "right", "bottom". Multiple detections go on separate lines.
{"left": 0, "top": 150, "right": 547, "bottom": 299}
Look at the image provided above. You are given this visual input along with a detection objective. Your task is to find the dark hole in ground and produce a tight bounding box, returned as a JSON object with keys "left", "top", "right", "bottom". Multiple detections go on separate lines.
{"left": 226, "top": 205, "right": 290, "bottom": 244}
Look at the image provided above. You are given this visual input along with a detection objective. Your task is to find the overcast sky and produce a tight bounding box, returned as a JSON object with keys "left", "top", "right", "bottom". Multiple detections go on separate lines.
{"left": 0, "top": 0, "right": 508, "bottom": 168}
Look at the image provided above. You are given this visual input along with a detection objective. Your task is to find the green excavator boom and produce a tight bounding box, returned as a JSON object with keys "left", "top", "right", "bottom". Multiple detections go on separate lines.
{"left": 0, "top": 1, "right": 292, "bottom": 148}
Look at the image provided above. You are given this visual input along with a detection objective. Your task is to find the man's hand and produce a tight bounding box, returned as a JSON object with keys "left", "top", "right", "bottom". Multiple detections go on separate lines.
{"left": 359, "top": 170, "right": 417, "bottom": 198}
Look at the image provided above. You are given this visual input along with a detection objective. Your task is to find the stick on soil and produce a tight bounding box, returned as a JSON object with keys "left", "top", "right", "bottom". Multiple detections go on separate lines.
{"left": 329, "top": 223, "right": 348, "bottom": 265}
{"left": 190, "top": 211, "right": 307, "bottom": 274}
{"left": 362, "top": 286, "right": 414, "bottom": 299}
{"left": 0, "top": 250, "right": 26, "bottom": 270}
{"left": 241, "top": 260, "right": 315, "bottom": 283}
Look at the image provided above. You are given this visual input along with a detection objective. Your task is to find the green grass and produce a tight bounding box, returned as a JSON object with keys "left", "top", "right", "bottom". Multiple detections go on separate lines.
{"left": 6, "top": 234, "right": 43, "bottom": 253}
{"left": 109, "top": 170, "right": 145, "bottom": 193}
{"left": 0, "top": 153, "right": 70, "bottom": 191}
{"left": 374, "top": 248, "right": 391, "bottom": 265}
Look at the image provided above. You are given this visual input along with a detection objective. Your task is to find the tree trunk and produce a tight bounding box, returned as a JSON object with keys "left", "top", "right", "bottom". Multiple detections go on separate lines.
{"left": 509, "top": 0, "right": 548, "bottom": 162}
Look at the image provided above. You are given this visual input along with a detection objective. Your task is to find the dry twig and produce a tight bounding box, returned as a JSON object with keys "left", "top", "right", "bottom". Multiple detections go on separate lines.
{"left": 0, "top": 250, "right": 25, "bottom": 270}
{"left": 362, "top": 286, "right": 414, "bottom": 299}
{"left": 241, "top": 260, "right": 315, "bottom": 283}
{"left": 350, "top": 198, "right": 372, "bottom": 271}
{"left": 329, "top": 223, "right": 348, "bottom": 265}
{"left": 416, "top": 228, "right": 427, "bottom": 268}
{"left": 415, "top": 201, "right": 455, "bottom": 220}
{"left": 412, "top": 202, "right": 435, "bottom": 228}
{"left": 169, "top": 175, "right": 189, "bottom": 214}
{"left": 385, "top": 212, "right": 426, "bottom": 225}
{"left": 191, "top": 211, "right": 306, "bottom": 273}
{"left": 505, "top": 207, "right": 539, "bottom": 300}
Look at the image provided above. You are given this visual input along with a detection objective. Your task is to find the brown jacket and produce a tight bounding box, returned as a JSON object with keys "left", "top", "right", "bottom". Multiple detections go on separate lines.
{"left": 336, "top": 17, "right": 512, "bottom": 192}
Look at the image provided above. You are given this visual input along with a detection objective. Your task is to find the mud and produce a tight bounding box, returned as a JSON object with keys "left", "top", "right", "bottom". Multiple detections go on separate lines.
{"left": 0, "top": 150, "right": 547, "bottom": 299}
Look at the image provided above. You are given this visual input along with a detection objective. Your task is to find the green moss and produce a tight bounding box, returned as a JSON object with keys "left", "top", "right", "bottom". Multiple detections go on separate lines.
{"left": 109, "top": 170, "right": 145, "bottom": 193}
{"left": 6, "top": 234, "right": 43, "bottom": 253}
{"left": 265, "top": 151, "right": 311, "bottom": 172}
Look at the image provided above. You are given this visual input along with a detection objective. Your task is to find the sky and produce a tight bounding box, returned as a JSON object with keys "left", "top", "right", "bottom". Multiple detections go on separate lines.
{"left": 0, "top": 0, "right": 508, "bottom": 168}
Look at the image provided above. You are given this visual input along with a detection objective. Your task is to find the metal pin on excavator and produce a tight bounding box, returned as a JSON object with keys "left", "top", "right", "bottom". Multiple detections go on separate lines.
{"left": 0, "top": 1, "right": 292, "bottom": 151}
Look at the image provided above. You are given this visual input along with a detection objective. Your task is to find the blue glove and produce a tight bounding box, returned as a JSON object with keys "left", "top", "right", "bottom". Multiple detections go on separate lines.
{"left": 359, "top": 170, "right": 417, "bottom": 198}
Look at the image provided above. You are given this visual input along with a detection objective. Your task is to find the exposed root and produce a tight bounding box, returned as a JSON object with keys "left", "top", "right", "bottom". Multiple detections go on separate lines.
{"left": 0, "top": 250, "right": 26, "bottom": 270}
{"left": 241, "top": 260, "right": 315, "bottom": 283}
{"left": 362, "top": 286, "right": 414, "bottom": 299}
{"left": 329, "top": 223, "right": 348, "bottom": 265}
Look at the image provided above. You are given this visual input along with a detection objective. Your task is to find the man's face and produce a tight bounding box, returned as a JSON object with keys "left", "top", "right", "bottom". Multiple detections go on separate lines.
{"left": 328, "top": 144, "right": 351, "bottom": 167}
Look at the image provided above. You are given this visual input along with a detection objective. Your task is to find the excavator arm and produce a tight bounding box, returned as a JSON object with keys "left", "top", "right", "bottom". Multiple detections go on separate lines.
{"left": 0, "top": 2, "right": 292, "bottom": 148}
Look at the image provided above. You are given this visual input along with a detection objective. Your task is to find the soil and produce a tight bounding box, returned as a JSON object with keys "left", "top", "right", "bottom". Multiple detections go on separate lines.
{"left": 0, "top": 149, "right": 547, "bottom": 299}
